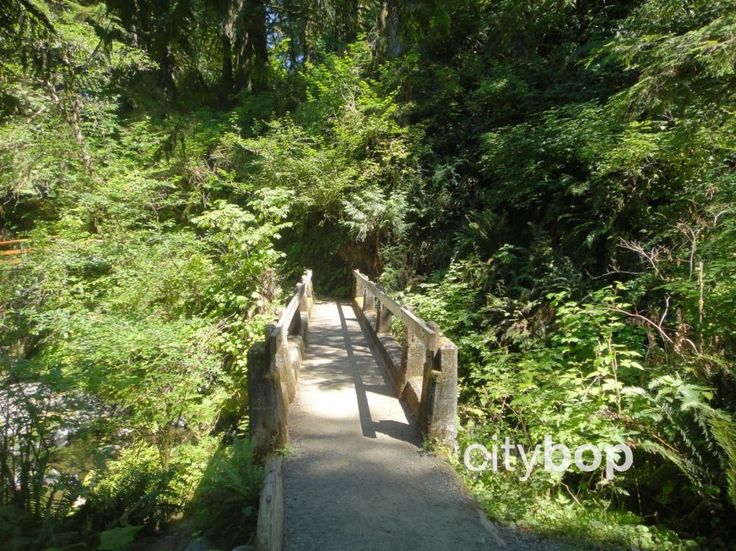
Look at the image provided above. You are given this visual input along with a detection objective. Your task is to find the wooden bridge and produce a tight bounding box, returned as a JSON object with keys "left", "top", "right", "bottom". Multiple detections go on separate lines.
{"left": 247, "top": 270, "right": 553, "bottom": 551}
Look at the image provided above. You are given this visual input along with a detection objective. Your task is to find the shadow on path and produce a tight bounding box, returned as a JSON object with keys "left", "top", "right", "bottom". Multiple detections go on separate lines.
{"left": 283, "top": 301, "right": 564, "bottom": 551}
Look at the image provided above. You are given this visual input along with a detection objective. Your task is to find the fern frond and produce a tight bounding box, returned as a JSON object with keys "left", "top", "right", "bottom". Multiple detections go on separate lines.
{"left": 709, "top": 414, "right": 736, "bottom": 508}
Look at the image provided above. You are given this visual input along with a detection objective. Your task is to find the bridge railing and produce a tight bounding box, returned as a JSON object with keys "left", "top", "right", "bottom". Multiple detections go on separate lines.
{"left": 352, "top": 270, "right": 458, "bottom": 448}
{"left": 0, "top": 238, "right": 31, "bottom": 266}
{"left": 248, "top": 269, "right": 314, "bottom": 458}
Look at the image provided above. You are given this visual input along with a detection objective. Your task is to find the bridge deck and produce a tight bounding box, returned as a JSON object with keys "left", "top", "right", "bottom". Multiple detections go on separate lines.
{"left": 282, "top": 301, "right": 553, "bottom": 550}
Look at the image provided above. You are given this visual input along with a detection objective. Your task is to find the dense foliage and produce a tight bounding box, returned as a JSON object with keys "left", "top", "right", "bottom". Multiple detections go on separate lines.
{"left": 1, "top": 0, "right": 734, "bottom": 549}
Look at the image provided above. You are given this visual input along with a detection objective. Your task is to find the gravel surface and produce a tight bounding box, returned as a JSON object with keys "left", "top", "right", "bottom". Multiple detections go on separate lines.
{"left": 283, "top": 301, "right": 570, "bottom": 551}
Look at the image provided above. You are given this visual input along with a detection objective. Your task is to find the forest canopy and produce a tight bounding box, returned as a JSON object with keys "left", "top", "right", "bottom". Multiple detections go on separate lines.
{"left": 1, "top": 0, "right": 735, "bottom": 549}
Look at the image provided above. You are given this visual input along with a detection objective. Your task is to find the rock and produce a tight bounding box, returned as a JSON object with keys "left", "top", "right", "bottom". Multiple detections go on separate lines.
{"left": 52, "top": 427, "right": 72, "bottom": 447}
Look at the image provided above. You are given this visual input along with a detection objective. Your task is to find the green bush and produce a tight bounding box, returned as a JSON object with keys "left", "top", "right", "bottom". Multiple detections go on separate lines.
{"left": 190, "top": 438, "right": 264, "bottom": 546}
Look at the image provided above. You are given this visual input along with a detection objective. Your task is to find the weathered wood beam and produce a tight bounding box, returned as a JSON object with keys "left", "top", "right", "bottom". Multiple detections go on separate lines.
{"left": 352, "top": 270, "right": 438, "bottom": 350}
{"left": 248, "top": 269, "right": 313, "bottom": 459}
{"left": 256, "top": 457, "right": 284, "bottom": 551}
{"left": 351, "top": 270, "right": 457, "bottom": 449}
{"left": 0, "top": 239, "right": 30, "bottom": 246}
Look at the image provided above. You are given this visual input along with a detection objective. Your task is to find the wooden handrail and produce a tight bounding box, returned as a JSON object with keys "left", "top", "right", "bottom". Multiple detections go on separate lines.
{"left": 0, "top": 239, "right": 30, "bottom": 246}
{"left": 249, "top": 269, "right": 315, "bottom": 459}
{"left": 0, "top": 238, "right": 31, "bottom": 264}
{"left": 352, "top": 268, "right": 458, "bottom": 448}
{"left": 353, "top": 270, "right": 439, "bottom": 350}
{"left": 271, "top": 270, "right": 313, "bottom": 339}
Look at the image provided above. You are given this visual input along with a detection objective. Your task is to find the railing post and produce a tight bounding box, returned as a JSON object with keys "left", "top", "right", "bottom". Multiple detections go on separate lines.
{"left": 419, "top": 329, "right": 458, "bottom": 449}
{"left": 307, "top": 277, "right": 314, "bottom": 312}
{"left": 291, "top": 282, "right": 304, "bottom": 336}
{"left": 353, "top": 271, "right": 365, "bottom": 309}
{"left": 274, "top": 324, "right": 296, "bottom": 404}
{"left": 299, "top": 282, "right": 308, "bottom": 312}
{"left": 399, "top": 328, "right": 410, "bottom": 393}
{"left": 298, "top": 314, "right": 309, "bottom": 345}
{"left": 362, "top": 286, "right": 374, "bottom": 312}
{"left": 249, "top": 270, "right": 314, "bottom": 461}
{"left": 351, "top": 269, "right": 457, "bottom": 449}
{"left": 249, "top": 325, "right": 288, "bottom": 459}
{"left": 400, "top": 328, "right": 425, "bottom": 394}
{"left": 296, "top": 272, "right": 313, "bottom": 342}
{"left": 377, "top": 302, "right": 392, "bottom": 334}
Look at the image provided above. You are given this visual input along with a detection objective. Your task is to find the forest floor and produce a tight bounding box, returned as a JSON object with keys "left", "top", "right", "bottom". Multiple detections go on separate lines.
{"left": 282, "top": 301, "right": 570, "bottom": 550}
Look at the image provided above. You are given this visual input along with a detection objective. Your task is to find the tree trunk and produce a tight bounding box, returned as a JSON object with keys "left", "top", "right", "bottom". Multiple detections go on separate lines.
{"left": 234, "top": 0, "right": 268, "bottom": 92}
{"left": 376, "top": 0, "right": 402, "bottom": 58}
{"left": 221, "top": 35, "right": 233, "bottom": 93}
{"left": 337, "top": 0, "right": 359, "bottom": 45}
{"left": 220, "top": 0, "right": 242, "bottom": 94}
{"left": 159, "top": 44, "right": 177, "bottom": 97}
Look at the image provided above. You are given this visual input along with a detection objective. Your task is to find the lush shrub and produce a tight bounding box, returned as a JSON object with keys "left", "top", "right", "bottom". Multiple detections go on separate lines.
{"left": 190, "top": 438, "right": 264, "bottom": 547}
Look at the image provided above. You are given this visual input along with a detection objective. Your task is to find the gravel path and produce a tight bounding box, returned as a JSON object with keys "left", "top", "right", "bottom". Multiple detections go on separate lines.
{"left": 283, "top": 301, "right": 568, "bottom": 551}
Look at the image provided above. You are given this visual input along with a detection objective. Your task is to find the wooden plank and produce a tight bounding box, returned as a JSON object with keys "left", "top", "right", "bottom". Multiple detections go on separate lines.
{"left": 271, "top": 294, "right": 300, "bottom": 338}
{"left": 0, "top": 249, "right": 30, "bottom": 256}
{"left": 353, "top": 270, "right": 439, "bottom": 350}
{"left": 419, "top": 337, "right": 459, "bottom": 448}
{"left": 301, "top": 269, "right": 313, "bottom": 288}
{"left": 270, "top": 270, "right": 313, "bottom": 338}
{"left": 255, "top": 457, "right": 284, "bottom": 551}
{"left": 249, "top": 340, "right": 288, "bottom": 458}
{"left": 0, "top": 239, "right": 29, "bottom": 246}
